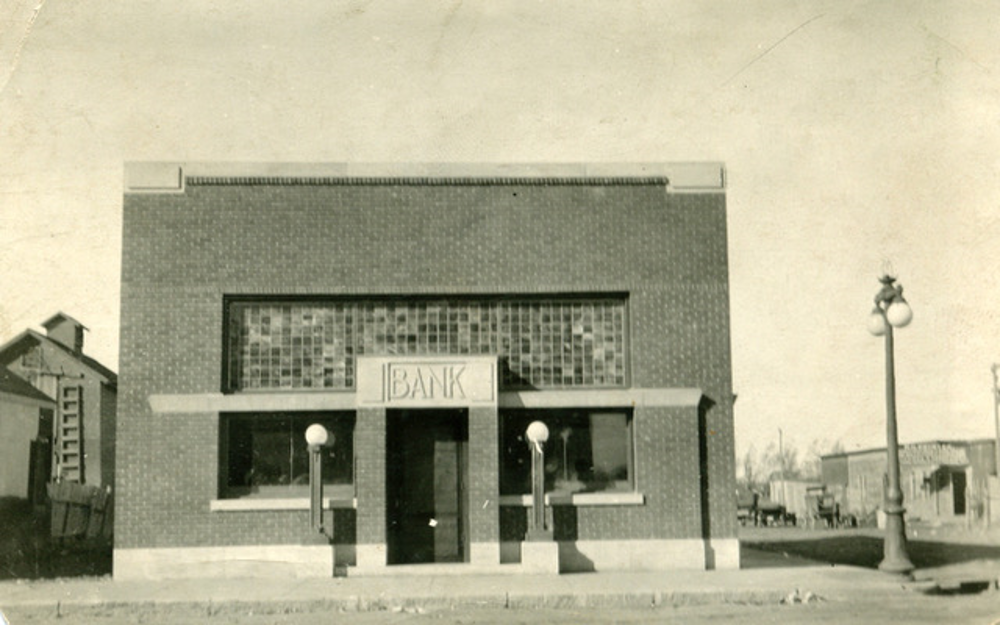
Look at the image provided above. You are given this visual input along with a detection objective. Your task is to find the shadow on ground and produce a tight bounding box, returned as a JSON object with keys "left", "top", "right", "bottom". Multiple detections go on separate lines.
{"left": 741, "top": 528, "right": 1000, "bottom": 570}
{"left": 0, "top": 497, "right": 111, "bottom": 580}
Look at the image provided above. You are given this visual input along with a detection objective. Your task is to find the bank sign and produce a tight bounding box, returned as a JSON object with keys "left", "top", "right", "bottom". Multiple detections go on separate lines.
{"left": 356, "top": 356, "right": 497, "bottom": 407}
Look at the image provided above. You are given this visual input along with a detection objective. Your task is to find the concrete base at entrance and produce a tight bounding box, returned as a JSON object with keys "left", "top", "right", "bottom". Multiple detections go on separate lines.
{"left": 346, "top": 562, "right": 524, "bottom": 577}
{"left": 356, "top": 542, "right": 501, "bottom": 572}
{"left": 355, "top": 544, "right": 388, "bottom": 569}
{"left": 521, "top": 540, "right": 559, "bottom": 574}
{"left": 114, "top": 546, "right": 332, "bottom": 580}
{"left": 470, "top": 541, "right": 500, "bottom": 565}
{"left": 114, "top": 539, "right": 740, "bottom": 579}
{"left": 707, "top": 538, "right": 740, "bottom": 570}
{"left": 501, "top": 538, "right": 740, "bottom": 572}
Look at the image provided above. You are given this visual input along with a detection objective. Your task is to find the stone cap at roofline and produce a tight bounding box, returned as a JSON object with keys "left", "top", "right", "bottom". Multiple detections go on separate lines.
{"left": 124, "top": 162, "right": 726, "bottom": 194}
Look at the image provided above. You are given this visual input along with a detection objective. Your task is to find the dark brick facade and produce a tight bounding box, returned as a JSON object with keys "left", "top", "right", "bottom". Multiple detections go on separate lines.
{"left": 117, "top": 164, "right": 736, "bottom": 571}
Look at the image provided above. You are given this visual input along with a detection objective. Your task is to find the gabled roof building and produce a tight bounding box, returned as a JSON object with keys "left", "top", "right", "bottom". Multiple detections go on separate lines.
{"left": 0, "top": 366, "right": 56, "bottom": 499}
{"left": 0, "top": 313, "right": 117, "bottom": 495}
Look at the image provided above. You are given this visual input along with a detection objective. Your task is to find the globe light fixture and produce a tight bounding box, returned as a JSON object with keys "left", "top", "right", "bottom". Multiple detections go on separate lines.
{"left": 526, "top": 421, "right": 550, "bottom": 446}
{"left": 886, "top": 300, "right": 913, "bottom": 328}
{"left": 305, "top": 423, "right": 329, "bottom": 449}
{"left": 867, "top": 308, "right": 888, "bottom": 336}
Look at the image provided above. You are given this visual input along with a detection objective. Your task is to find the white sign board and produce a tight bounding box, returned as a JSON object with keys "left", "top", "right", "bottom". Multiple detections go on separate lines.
{"left": 356, "top": 356, "right": 497, "bottom": 408}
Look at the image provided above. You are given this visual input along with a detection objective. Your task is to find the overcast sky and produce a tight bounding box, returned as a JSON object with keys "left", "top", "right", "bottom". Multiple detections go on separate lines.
{"left": 1, "top": 1, "right": 998, "bottom": 464}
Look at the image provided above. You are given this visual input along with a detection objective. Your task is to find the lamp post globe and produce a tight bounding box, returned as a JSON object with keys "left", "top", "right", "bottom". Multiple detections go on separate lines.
{"left": 305, "top": 424, "right": 329, "bottom": 448}
{"left": 886, "top": 301, "right": 913, "bottom": 328}
{"left": 526, "top": 421, "right": 550, "bottom": 444}
{"left": 867, "top": 309, "right": 888, "bottom": 336}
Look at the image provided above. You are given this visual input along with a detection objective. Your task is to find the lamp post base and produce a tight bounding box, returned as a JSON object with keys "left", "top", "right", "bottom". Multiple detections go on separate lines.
{"left": 878, "top": 508, "right": 914, "bottom": 577}
{"left": 305, "top": 528, "right": 331, "bottom": 544}
{"left": 521, "top": 534, "right": 559, "bottom": 574}
{"left": 525, "top": 528, "right": 553, "bottom": 542}
{"left": 878, "top": 557, "right": 914, "bottom": 576}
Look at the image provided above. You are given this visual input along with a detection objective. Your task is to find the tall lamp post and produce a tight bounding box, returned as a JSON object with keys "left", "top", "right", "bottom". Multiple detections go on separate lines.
{"left": 867, "top": 274, "right": 915, "bottom": 576}
{"left": 525, "top": 421, "right": 551, "bottom": 540}
{"left": 305, "top": 424, "right": 332, "bottom": 536}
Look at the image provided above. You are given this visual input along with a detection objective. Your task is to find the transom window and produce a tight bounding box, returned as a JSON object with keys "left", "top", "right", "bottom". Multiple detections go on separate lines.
{"left": 225, "top": 297, "right": 627, "bottom": 391}
{"left": 499, "top": 409, "right": 634, "bottom": 496}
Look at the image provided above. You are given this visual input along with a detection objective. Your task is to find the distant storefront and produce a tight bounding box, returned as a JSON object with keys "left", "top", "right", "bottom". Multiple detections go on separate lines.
{"left": 115, "top": 162, "right": 737, "bottom": 579}
{"left": 821, "top": 439, "right": 997, "bottom": 522}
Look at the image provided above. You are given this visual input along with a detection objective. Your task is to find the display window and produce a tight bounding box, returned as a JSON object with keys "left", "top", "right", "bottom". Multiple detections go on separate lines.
{"left": 500, "top": 408, "right": 633, "bottom": 496}
{"left": 219, "top": 411, "right": 355, "bottom": 500}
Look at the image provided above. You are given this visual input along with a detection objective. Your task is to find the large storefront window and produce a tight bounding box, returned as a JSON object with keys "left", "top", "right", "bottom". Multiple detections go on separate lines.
{"left": 225, "top": 297, "right": 627, "bottom": 392}
{"left": 220, "top": 412, "right": 354, "bottom": 500}
{"left": 500, "top": 409, "right": 633, "bottom": 496}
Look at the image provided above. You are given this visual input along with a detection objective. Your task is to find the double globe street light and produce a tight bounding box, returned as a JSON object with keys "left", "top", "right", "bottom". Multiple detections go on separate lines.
{"left": 867, "top": 274, "right": 915, "bottom": 576}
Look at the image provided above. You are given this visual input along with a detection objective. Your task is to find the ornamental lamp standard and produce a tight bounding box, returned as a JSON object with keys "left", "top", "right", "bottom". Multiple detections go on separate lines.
{"left": 305, "top": 424, "right": 332, "bottom": 535}
{"left": 867, "top": 274, "right": 915, "bottom": 576}
{"left": 525, "top": 420, "right": 551, "bottom": 540}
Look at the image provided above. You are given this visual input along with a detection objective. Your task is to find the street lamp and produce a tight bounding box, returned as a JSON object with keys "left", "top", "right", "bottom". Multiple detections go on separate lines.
{"left": 867, "top": 274, "right": 915, "bottom": 576}
{"left": 525, "top": 420, "right": 551, "bottom": 540}
{"left": 305, "top": 424, "right": 332, "bottom": 535}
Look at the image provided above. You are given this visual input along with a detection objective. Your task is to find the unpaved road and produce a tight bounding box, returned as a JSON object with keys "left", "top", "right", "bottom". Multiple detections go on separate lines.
{"left": 4, "top": 590, "right": 998, "bottom": 625}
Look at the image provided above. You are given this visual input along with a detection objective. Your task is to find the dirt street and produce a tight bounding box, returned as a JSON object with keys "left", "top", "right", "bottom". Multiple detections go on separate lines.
{"left": 4, "top": 589, "right": 999, "bottom": 625}
{"left": 5, "top": 523, "right": 1000, "bottom": 624}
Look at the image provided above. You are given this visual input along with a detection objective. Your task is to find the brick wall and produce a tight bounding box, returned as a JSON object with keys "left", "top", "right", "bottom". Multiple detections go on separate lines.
{"left": 118, "top": 178, "right": 735, "bottom": 550}
{"left": 354, "top": 407, "right": 386, "bottom": 548}
{"left": 468, "top": 406, "right": 500, "bottom": 543}
{"left": 500, "top": 404, "right": 708, "bottom": 542}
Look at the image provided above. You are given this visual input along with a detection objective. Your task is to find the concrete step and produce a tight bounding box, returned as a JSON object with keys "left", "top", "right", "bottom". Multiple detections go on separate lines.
{"left": 345, "top": 562, "right": 527, "bottom": 577}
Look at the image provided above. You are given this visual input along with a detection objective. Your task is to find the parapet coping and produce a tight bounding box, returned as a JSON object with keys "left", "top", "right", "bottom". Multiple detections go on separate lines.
{"left": 124, "top": 162, "right": 726, "bottom": 194}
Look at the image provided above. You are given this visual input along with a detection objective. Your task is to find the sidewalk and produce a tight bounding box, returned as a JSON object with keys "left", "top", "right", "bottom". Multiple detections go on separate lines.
{"left": 0, "top": 565, "right": 916, "bottom": 614}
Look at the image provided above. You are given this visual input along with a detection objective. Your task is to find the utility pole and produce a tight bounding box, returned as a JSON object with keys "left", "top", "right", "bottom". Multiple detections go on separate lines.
{"left": 778, "top": 428, "right": 786, "bottom": 506}
{"left": 993, "top": 364, "right": 1000, "bottom": 478}
{"left": 989, "top": 364, "right": 1000, "bottom": 528}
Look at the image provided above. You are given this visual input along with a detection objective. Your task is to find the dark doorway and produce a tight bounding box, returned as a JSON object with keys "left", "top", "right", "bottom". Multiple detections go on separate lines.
{"left": 386, "top": 409, "right": 468, "bottom": 565}
{"left": 952, "top": 471, "right": 966, "bottom": 515}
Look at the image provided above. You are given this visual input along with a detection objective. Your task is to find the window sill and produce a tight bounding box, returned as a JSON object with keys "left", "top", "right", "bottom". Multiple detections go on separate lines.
{"left": 209, "top": 498, "right": 357, "bottom": 512}
{"left": 498, "top": 492, "right": 645, "bottom": 507}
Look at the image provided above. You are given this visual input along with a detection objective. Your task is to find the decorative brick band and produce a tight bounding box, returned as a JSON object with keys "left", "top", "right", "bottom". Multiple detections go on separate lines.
{"left": 186, "top": 176, "right": 671, "bottom": 187}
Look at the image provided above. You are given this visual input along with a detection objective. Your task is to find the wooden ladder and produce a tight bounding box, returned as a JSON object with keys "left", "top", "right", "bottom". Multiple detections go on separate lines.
{"left": 56, "top": 384, "right": 84, "bottom": 482}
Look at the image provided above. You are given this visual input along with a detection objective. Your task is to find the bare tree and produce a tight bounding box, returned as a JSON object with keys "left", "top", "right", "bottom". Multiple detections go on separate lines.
{"left": 801, "top": 438, "right": 845, "bottom": 481}
{"left": 738, "top": 445, "right": 761, "bottom": 492}
{"left": 737, "top": 437, "right": 844, "bottom": 496}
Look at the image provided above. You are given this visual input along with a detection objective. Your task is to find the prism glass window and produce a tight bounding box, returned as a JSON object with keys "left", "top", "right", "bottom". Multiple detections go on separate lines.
{"left": 226, "top": 297, "right": 627, "bottom": 391}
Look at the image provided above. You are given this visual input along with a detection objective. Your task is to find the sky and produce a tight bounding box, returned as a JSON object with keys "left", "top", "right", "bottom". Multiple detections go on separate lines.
{"left": 1, "top": 1, "right": 998, "bottom": 467}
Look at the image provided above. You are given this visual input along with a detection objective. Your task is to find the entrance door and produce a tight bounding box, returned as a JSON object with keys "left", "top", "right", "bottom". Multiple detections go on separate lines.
{"left": 952, "top": 471, "right": 967, "bottom": 515}
{"left": 387, "top": 409, "right": 468, "bottom": 565}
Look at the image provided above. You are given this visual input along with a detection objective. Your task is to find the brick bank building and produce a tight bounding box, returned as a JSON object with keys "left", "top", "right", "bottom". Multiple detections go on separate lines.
{"left": 116, "top": 162, "right": 737, "bottom": 579}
